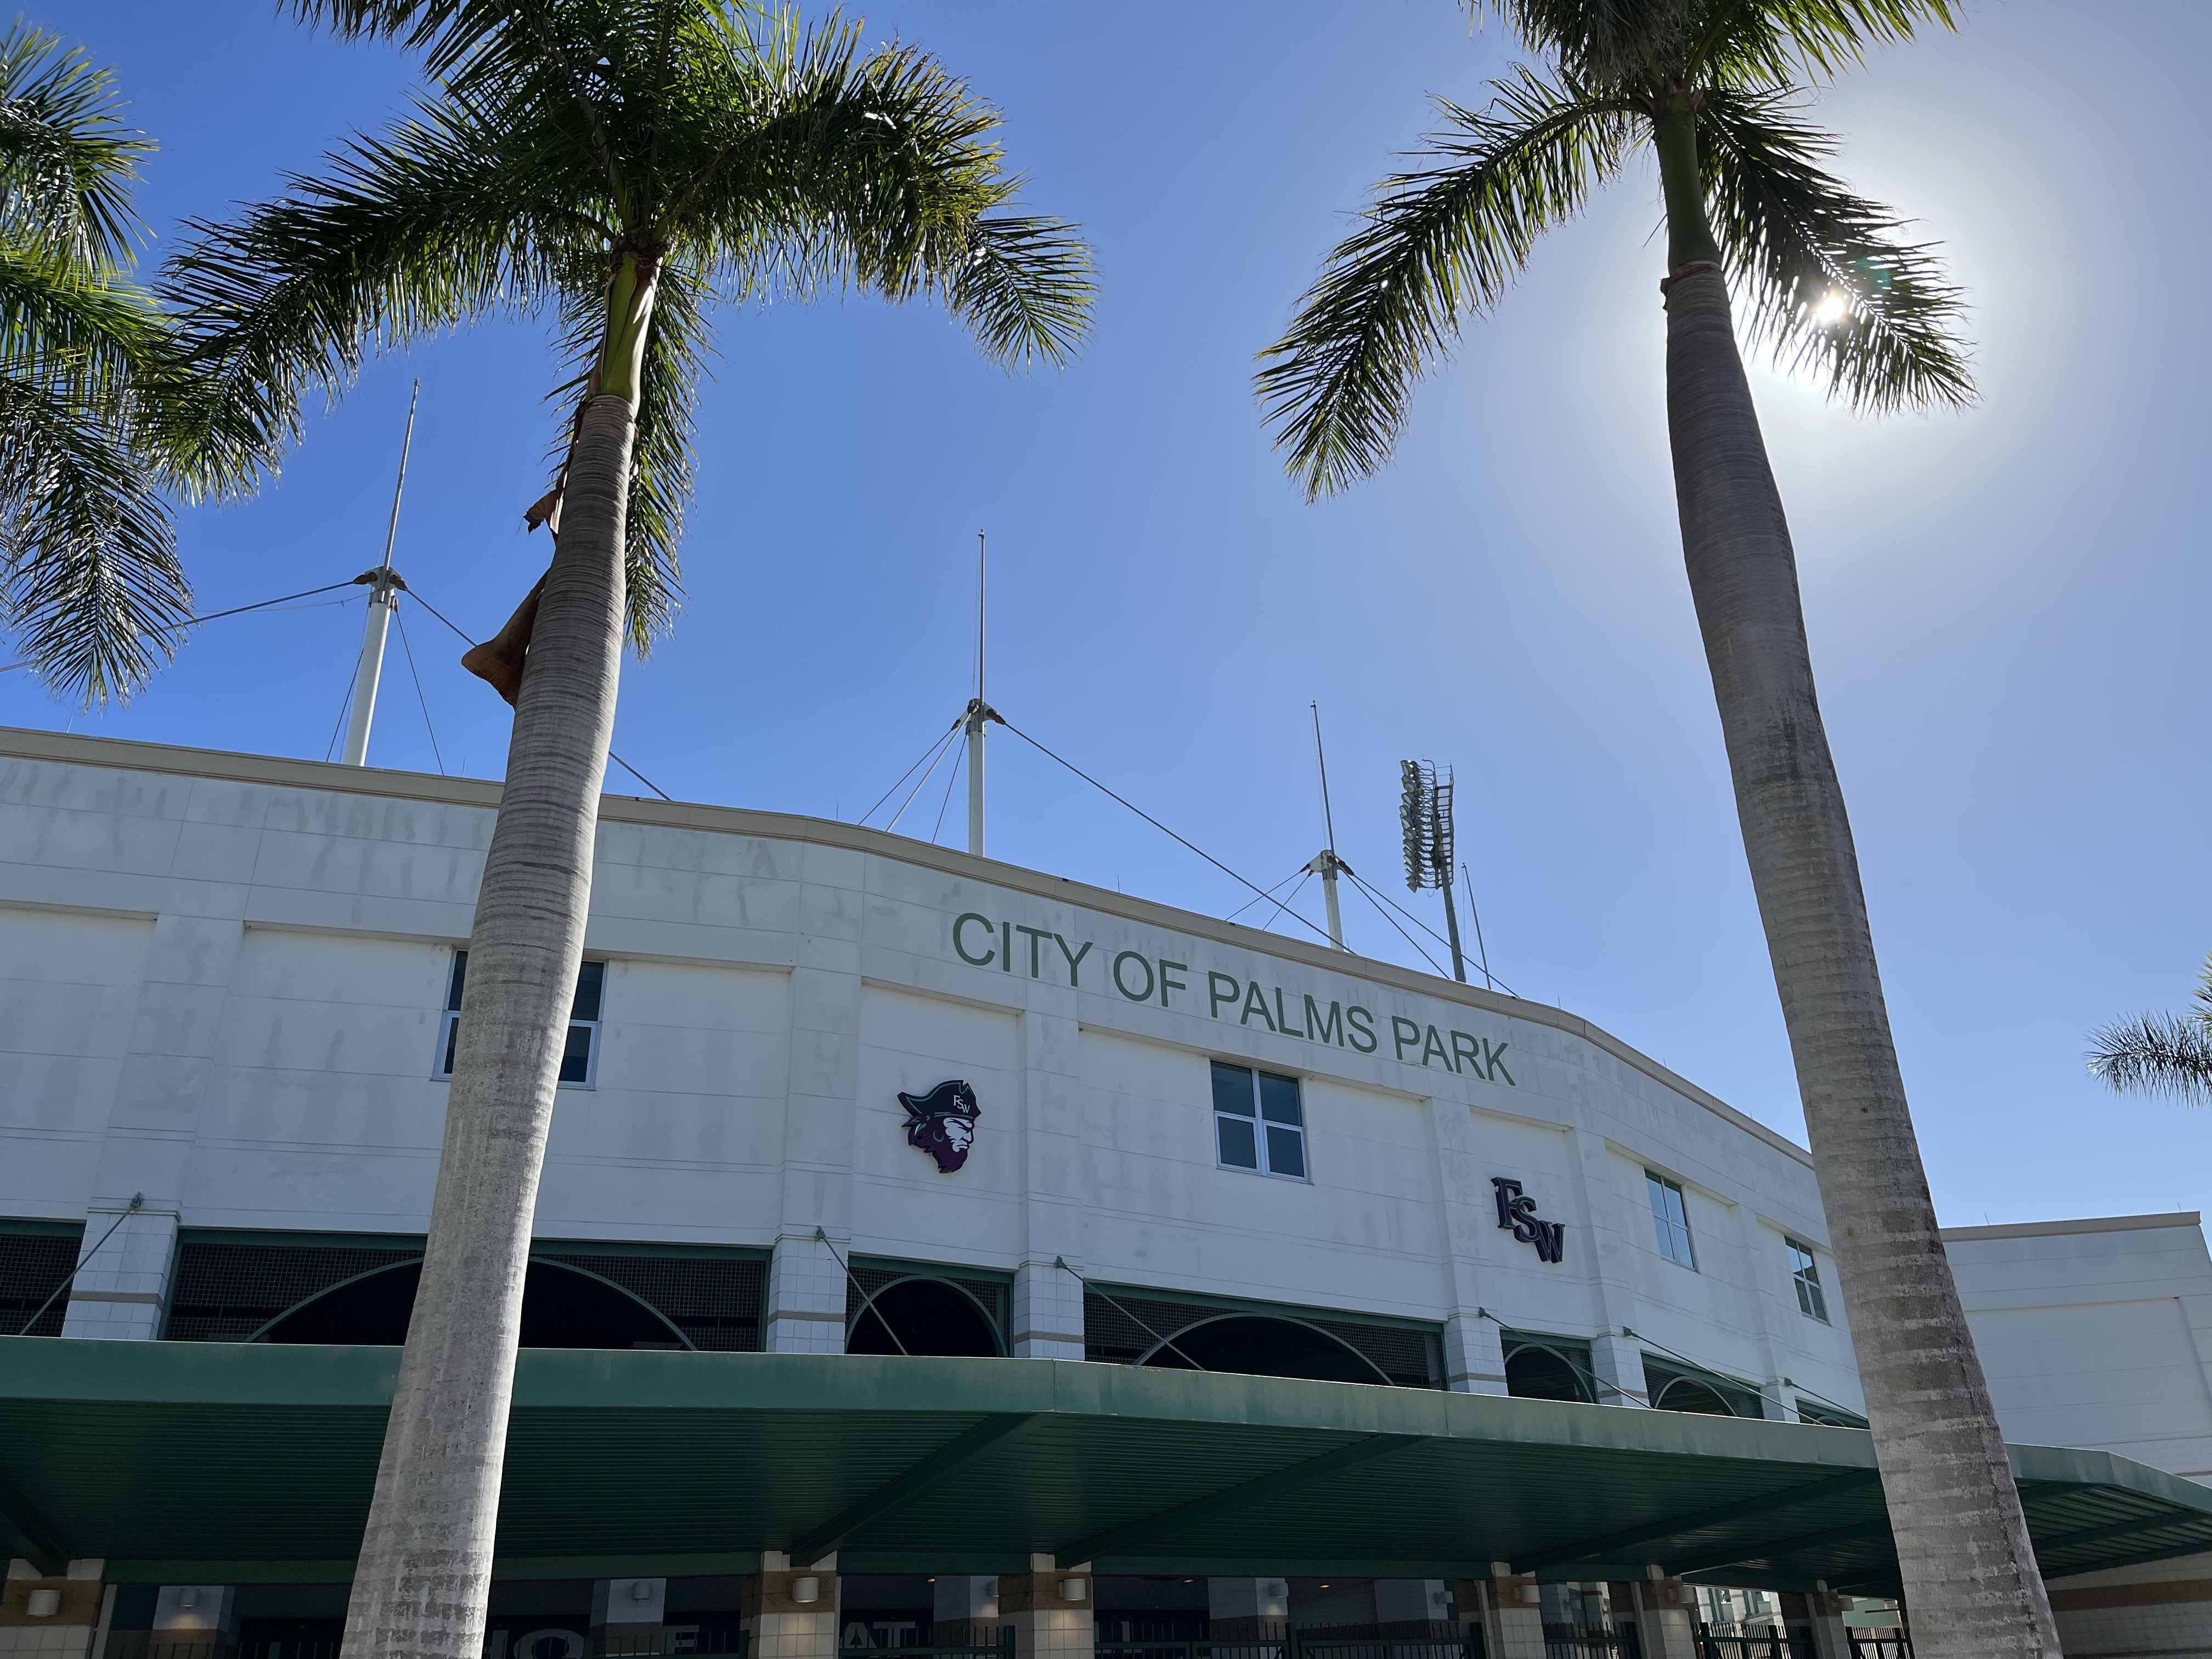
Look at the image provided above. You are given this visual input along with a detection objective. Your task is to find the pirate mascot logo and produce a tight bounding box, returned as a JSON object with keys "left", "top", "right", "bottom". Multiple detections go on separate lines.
{"left": 899, "top": 1080, "right": 981, "bottom": 1173}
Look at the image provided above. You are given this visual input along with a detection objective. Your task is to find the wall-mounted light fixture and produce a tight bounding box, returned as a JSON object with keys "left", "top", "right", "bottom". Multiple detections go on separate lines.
{"left": 1060, "top": 1580, "right": 1087, "bottom": 1602}
{"left": 791, "top": 1577, "right": 820, "bottom": 1605}
{"left": 26, "top": 1589, "right": 60, "bottom": 1618}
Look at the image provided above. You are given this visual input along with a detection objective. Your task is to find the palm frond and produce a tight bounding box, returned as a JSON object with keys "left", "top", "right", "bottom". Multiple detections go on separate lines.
{"left": 0, "top": 374, "right": 185, "bottom": 703}
{"left": 1711, "top": 0, "right": 1960, "bottom": 81}
{"left": 661, "top": 18, "right": 1093, "bottom": 365}
{"left": 2089, "top": 1011, "right": 2212, "bottom": 1107}
{"left": 0, "top": 21, "right": 151, "bottom": 268}
{"left": 1256, "top": 66, "right": 1630, "bottom": 499}
{"left": 0, "top": 242, "right": 167, "bottom": 409}
{"left": 1699, "top": 86, "right": 1971, "bottom": 413}
{"left": 945, "top": 213, "right": 1094, "bottom": 370}
{"left": 159, "top": 92, "right": 588, "bottom": 490}
{"left": 1479, "top": 0, "right": 1957, "bottom": 87}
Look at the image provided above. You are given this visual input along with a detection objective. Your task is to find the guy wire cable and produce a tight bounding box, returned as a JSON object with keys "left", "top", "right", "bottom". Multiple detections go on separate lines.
{"left": 405, "top": 584, "right": 673, "bottom": 802}
{"left": 996, "top": 717, "right": 1334, "bottom": 946}
{"left": 815, "top": 1226, "right": 909, "bottom": 1358}
{"left": 1, "top": 578, "right": 365, "bottom": 677}
{"left": 392, "top": 605, "right": 445, "bottom": 775}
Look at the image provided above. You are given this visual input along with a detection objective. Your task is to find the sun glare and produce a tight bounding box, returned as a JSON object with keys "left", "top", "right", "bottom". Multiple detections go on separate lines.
{"left": 1814, "top": 291, "right": 1850, "bottom": 326}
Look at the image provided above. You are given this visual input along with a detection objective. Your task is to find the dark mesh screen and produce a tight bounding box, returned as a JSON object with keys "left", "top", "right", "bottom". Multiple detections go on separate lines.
{"left": 165, "top": 1234, "right": 766, "bottom": 1350}
{"left": 1643, "top": 1357, "right": 1765, "bottom": 1419}
{"left": 166, "top": 1238, "right": 422, "bottom": 1341}
{"left": 847, "top": 1261, "right": 1009, "bottom": 1345}
{"left": 1, "top": 1227, "right": 84, "bottom": 1338}
{"left": 536, "top": 1250, "right": 765, "bottom": 1351}
{"left": 1085, "top": 1286, "right": 1442, "bottom": 1389}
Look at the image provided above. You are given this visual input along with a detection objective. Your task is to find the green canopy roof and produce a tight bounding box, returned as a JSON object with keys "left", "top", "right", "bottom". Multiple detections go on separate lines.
{"left": 5, "top": 1337, "right": 2209, "bottom": 1593}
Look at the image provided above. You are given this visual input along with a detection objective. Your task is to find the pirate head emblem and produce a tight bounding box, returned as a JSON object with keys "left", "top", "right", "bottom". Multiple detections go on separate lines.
{"left": 899, "top": 1079, "right": 981, "bottom": 1173}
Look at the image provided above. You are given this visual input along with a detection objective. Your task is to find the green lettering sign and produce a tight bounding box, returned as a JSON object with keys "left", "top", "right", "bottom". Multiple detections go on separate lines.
{"left": 954, "top": 913, "right": 995, "bottom": 967}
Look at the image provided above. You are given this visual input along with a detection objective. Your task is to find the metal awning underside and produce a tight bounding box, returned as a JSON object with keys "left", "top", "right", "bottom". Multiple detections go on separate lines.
{"left": 4, "top": 1338, "right": 2210, "bottom": 1592}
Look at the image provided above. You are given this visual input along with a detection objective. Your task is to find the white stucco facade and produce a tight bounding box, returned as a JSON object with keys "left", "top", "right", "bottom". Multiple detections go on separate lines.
{"left": 0, "top": 726, "right": 1861, "bottom": 1419}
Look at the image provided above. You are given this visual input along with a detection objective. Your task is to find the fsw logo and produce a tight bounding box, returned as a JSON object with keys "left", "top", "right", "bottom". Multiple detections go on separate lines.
{"left": 899, "top": 1080, "right": 981, "bottom": 1173}
{"left": 1492, "top": 1177, "right": 1565, "bottom": 1265}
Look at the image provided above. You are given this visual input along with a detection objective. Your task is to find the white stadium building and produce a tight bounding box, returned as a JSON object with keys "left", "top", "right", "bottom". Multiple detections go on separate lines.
{"left": 4, "top": 728, "right": 2212, "bottom": 1659}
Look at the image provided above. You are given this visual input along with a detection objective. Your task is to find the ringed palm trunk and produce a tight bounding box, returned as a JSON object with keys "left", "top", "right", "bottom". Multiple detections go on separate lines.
{"left": 1656, "top": 114, "right": 2058, "bottom": 1657}
{"left": 340, "top": 390, "right": 635, "bottom": 1659}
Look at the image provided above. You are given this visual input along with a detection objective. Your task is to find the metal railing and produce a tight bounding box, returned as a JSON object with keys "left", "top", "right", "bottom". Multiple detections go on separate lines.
{"left": 102, "top": 1634, "right": 749, "bottom": 1659}
{"left": 1847, "top": 1639, "right": 1911, "bottom": 1659}
{"left": 1543, "top": 1632, "right": 1637, "bottom": 1659}
{"left": 1696, "top": 1633, "right": 1815, "bottom": 1659}
{"left": 840, "top": 1632, "right": 1012, "bottom": 1659}
{"left": 1098, "top": 1621, "right": 1482, "bottom": 1659}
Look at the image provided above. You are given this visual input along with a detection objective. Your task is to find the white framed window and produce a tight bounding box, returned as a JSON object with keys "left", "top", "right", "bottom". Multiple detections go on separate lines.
{"left": 1787, "top": 1239, "right": 1829, "bottom": 1322}
{"left": 1211, "top": 1060, "right": 1307, "bottom": 1180}
{"left": 436, "top": 950, "right": 605, "bottom": 1087}
{"left": 1646, "top": 1170, "right": 1696, "bottom": 1269}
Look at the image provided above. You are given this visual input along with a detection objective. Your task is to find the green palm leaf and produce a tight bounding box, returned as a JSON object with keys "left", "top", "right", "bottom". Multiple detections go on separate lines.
{"left": 167, "top": 2, "right": 1093, "bottom": 658}
{"left": 2090, "top": 957, "right": 2212, "bottom": 1107}
{"left": 1256, "top": 66, "right": 1631, "bottom": 500}
{"left": 0, "top": 22, "right": 247, "bottom": 704}
{"left": 1699, "top": 86, "right": 1972, "bottom": 413}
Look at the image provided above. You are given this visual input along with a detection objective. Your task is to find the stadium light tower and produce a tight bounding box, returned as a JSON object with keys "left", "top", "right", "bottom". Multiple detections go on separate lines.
{"left": 1401, "top": 760, "right": 1466, "bottom": 983}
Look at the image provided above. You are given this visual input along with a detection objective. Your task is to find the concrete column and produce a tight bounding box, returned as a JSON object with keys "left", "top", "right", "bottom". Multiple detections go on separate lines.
{"left": 1793, "top": 1589, "right": 1851, "bottom": 1659}
{"left": 1445, "top": 1316, "right": 1509, "bottom": 1395}
{"left": 1014, "top": 975, "right": 1086, "bottom": 1363}
{"left": 592, "top": 1578, "right": 666, "bottom": 1656}
{"left": 935, "top": 1576, "right": 1001, "bottom": 1631}
{"left": 1207, "top": 1578, "right": 1288, "bottom": 1634}
{"left": 2, "top": 1559, "right": 104, "bottom": 1659}
{"left": 58, "top": 1207, "right": 176, "bottom": 1342}
{"left": 769, "top": 844, "right": 866, "bottom": 1352}
{"left": 766, "top": 1232, "right": 848, "bottom": 1354}
{"left": 1011, "top": 1260, "right": 1084, "bottom": 1361}
{"left": 150, "top": 1586, "right": 234, "bottom": 1657}
{"left": 1005, "top": 1558, "right": 1093, "bottom": 1659}
{"left": 1589, "top": 1334, "right": 1650, "bottom": 1408}
{"left": 1629, "top": 1576, "right": 1698, "bottom": 1659}
{"left": 63, "top": 901, "right": 250, "bottom": 1341}
{"left": 1460, "top": 1572, "right": 1542, "bottom": 1659}
{"left": 1375, "top": 1581, "right": 1449, "bottom": 1629}
{"left": 745, "top": 1553, "right": 839, "bottom": 1659}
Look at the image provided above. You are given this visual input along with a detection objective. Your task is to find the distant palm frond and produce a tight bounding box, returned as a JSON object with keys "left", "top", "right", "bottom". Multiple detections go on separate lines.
{"left": 1256, "top": 66, "right": 1631, "bottom": 499}
{"left": 2090, "top": 956, "right": 2212, "bottom": 1107}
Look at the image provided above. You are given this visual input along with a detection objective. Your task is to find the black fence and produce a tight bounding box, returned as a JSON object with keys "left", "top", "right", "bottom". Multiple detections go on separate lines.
{"left": 839, "top": 1633, "right": 1012, "bottom": 1659}
{"left": 105, "top": 1635, "right": 749, "bottom": 1659}
{"left": 1098, "top": 1622, "right": 1482, "bottom": 1659}
{"left": 1695, "top": 1633, "right": 1815, "bottom": 1659}
{"left": 1847, "top": 1639, "right": 1911, "bottom": 1659}
{"left": 1544, "top": 1632, "right": 1639, "bottom": 1659}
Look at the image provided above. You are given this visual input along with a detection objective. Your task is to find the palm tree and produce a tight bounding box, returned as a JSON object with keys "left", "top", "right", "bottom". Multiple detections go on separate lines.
{"left": 2090, "top": 953, "right": 2212, "bottom": 1105}
{"left": 0, "top": 23, "right": 244, "bottom": 703}
{"left": 162, "top": 7, "right": 1091, "bottom": 1658}
{"left": 1256, "top": 4, "right": 2055, "bottom": 1655}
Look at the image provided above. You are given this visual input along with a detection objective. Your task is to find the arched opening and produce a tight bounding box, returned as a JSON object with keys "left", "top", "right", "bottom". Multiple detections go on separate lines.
{"left": 847, "top": 1277, "right": 1001, "bottom": 1357}
{"left": 1652, "top": 1375, "right": 1737, "bottom": 1416}
{"left": 1505, "top": 1343, "right": 1594, "bottom": 1403}
{"left": 252, "top": 1258, "right": 692, "bottom": 1350}
{"left": 1138, "top": 1314, "right": 1388, "bottom": 1386}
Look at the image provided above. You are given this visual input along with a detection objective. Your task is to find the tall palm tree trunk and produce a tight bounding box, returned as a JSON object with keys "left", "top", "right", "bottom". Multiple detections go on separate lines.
{"left": 341, "top": 392, "right": 635, "bottom": 1659}
{"left": 1662, "top": 260, "right": 2057, "bottom": 1659}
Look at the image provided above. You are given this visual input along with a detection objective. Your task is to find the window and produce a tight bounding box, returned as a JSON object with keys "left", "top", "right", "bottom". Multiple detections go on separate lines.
{"left": 1211, "top": 1062, "right": 1307, "bottom": 1180}
{"left": 437, "top": 951, "right": 605, "bottom": 1086}
{"left": 1646, "top": 1171, "right": 1696, "bottom": 1268}
{"left": 1788, "top": 1239, "right": 1830, "bottom": 1322}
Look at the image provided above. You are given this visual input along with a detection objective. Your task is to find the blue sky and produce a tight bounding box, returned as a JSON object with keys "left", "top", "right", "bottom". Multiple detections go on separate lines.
{"left": 10, "top": 1, "right": 2209, "bottom": 1228}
